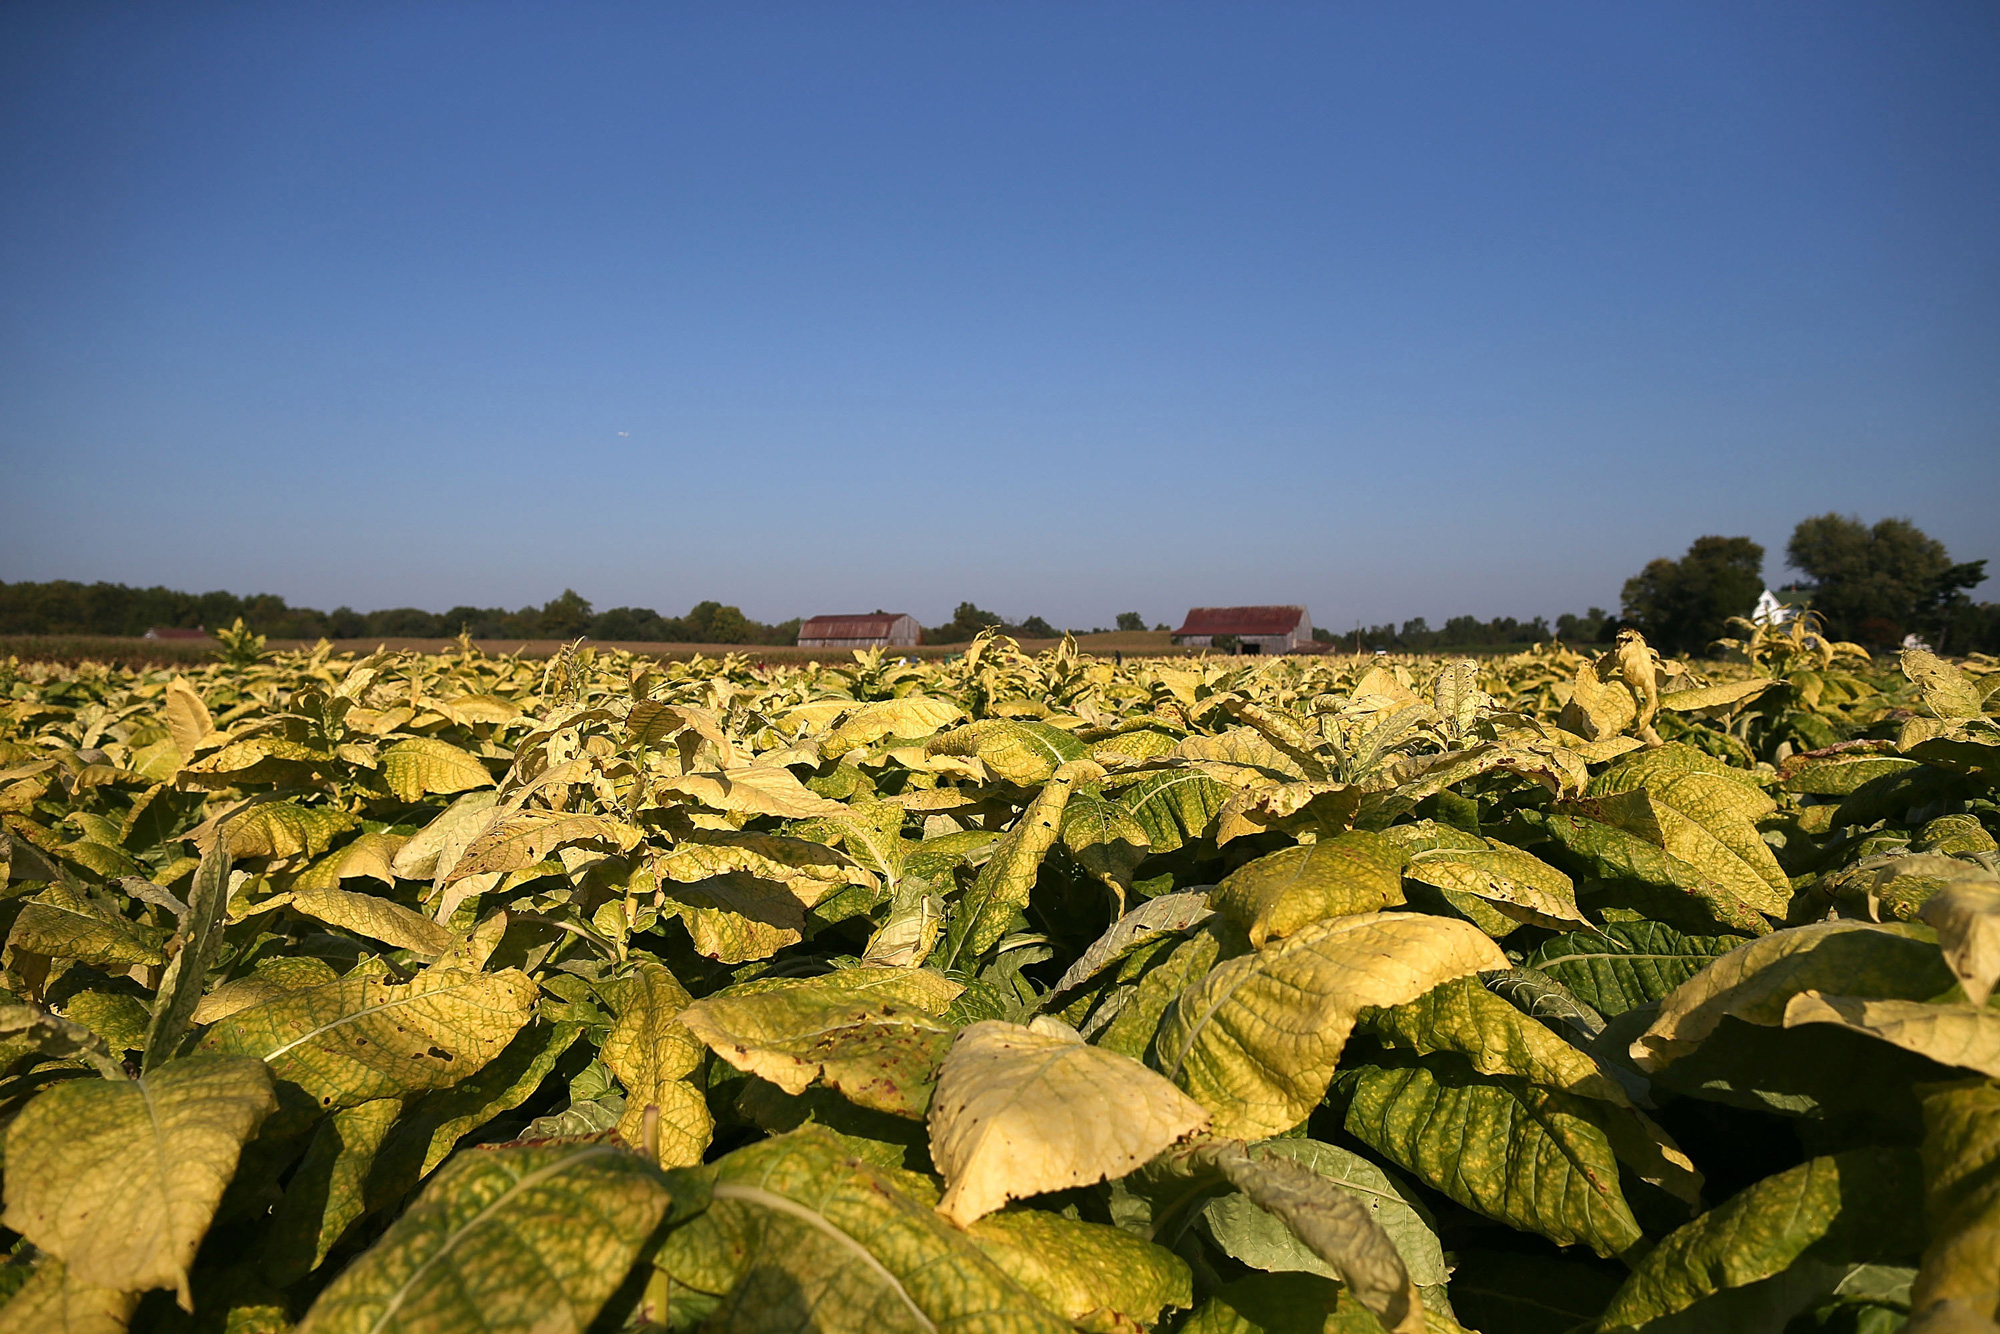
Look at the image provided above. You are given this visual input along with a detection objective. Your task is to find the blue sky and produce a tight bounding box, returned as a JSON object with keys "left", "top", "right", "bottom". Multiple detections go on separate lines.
{"left": 3, "top": 2, "right": 1995, "bottom": 631}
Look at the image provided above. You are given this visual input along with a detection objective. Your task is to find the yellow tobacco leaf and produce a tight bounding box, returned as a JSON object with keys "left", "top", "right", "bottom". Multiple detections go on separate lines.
{"left": 199, "top": 967, "right": 537, "bottom": 1108}
{"left": 1783, "top": 992, "right": 2000, "bottom": 1078}
{"left": 1923, "top": 881, "right": 2000, "bottom": 1007}
{"left": 288, "top": 885, "right": 456, "bottom": 956}
{"left": 2, "top": 1055, "right": 275, "bottom": 1308}
{"left": 1211, "top": 831, "right": 1407, "bottom": 949}
{"left": 1158, "top": 912, "right": 1509, "bottom": 1139}
{"left": 379, "top": 738, "right": 494, "bottom": 803}
{"left": 600, "top": 961, "right": 710, "bottom": 1167}
{"left": 930, "top": 1017, "right": 1210, "bottom": 1225}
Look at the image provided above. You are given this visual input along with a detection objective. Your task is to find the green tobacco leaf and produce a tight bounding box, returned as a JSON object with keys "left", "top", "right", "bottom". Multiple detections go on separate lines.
{"left": 1910, "top": 1078, "right": 2000, "bottom": 1329}
{"left": 1051, "top": 891, "right": 1214, "bottom": 999}
{"left": 142, "top": 836, "right": 233, "bottom": 1070}
{"left": 942, "top": 759, "right": 1100, "bottom": 967}
{"left": 1186, "top": 1139, "right": 1425, "bottom": 1333}
{"left": 930, "top": 1018, "right": 1209, "bottom": 1224}
{"left": 1633, "top": 922, "right": 1955, "bottom": 1071}
{"left": 1094, "top": 924, "right": 1225, "bottom": 1061}
{"left": 1334, "top": 1053, "right": 1644, "bottom": 1259}
{"left": 1200, "top": 1138, "right": 1446, "bottom": 1289}
{"left": 925, "top": 719, "right": 1088, "bottom": 785}
{"left": 8, "top": 880, "right": 168, "bottom": 967}
{"left": 1114, "top": 769, "right": 1230, "bottom": 854}
{"left": 1156, "top": 912, "right": 1508, "bottom": 1139}
{"left": 1588, "top": 744, "right": 1791, "bottom": 916}
{"left": 599, "top": 961, "right": 711, "bottom": 1166}
{"left": 379, "top": 738, "right": 493, "bottom": 803}
{"left": 967, "top": 1209, "right": 1191, "bottom": 1329}
{"left": 1523, "top": 802, "right": 1770, "bottom": 935}
{"left": 1599, "top": 1148, "right": 1923, "bottom": 1332}
{"left": 2, "top": 1054, "right": 276, "bottom": 1306}
{"left": 199, "top": 966, "right": 538, "bottom": 1109}
{"left": 369, "top": 1019, "right": 583, "bottom": 1189}
{"left": 1211, "top": 831, "right": 1407, "bottom": 949}
{"left": 1060, "top": 786, "right": 1152, "bottom": 898}
{"left": 819, "top": 696, "right": 965, "bottom": 759}
{"left": 1360, "top": 976, "right": 1630, "bottom": 1104}
{"left": 1525, "top": 920, "right": 1744, "bottom": 1015}
{"left": 261, "top": 1097, "right": 405, "bottom": 1286}
{"left": 656, "top": 1125, "right": 1071, "bottom": 1333}
{"left": 293, "top": 1143, "right": 674, "bottom": 1334}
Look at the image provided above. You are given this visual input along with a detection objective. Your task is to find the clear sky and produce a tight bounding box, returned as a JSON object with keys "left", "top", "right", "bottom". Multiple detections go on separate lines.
{"left": 3, "top": 2, "right": 1995, "bottom": 632}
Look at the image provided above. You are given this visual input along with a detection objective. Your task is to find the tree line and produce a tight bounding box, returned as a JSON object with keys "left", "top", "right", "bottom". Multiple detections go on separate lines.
{"left": 3, "top": 513, "right": 1989, "bottom": 654}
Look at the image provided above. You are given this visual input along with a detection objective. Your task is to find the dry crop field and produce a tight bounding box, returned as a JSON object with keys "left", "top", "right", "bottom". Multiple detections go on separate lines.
{"left": 0, "top": 622, "right": 1994, "bottom": 1333}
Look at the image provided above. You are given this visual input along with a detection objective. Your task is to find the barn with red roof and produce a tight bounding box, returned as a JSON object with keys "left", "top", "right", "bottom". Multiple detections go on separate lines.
{"left": 1171, "top": 605, "right": 1313, "bottom": 654}
{"left": 796, "top": 612, "right": 921, "bottom": 649}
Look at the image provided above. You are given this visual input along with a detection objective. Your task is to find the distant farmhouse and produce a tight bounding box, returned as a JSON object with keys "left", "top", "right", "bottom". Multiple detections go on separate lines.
{"left": 1172, "top": 605, "right": 1313, "bottom": 654}
{"left": 796, "top": 612, "right": 921, "bottom": 649}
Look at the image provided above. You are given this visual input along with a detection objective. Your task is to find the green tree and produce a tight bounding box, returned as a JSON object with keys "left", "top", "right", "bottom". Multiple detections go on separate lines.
{"left": 1785, "top": 514, "right": 1987, "bottom": 647}
{"left": 1620, "top": 535, "right": 1765, "bottom": 655}
{"left": 927, "top": 601, "right": 1003, "bottom": 644}
{"left": 1115, "top": 612, "right": 1146, "bottom": 632}
{"left": 538, "top": 589, "right": 595, "bottom": 638}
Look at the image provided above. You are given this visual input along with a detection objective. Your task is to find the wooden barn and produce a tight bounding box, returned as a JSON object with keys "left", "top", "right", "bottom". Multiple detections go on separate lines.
{"left": 1172, "top": 605, "right": 1313, "bottom": 654}
{"left": 796, "top": 612, "right": 922, "bottom": 649}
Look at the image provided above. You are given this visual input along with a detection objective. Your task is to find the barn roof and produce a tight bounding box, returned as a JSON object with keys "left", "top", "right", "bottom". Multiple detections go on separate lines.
{"left": 1173, "top": 606, "right": 1306, "bottom": 636}
{"left": 798, "top": 613, "right": 912, "bottom": 638}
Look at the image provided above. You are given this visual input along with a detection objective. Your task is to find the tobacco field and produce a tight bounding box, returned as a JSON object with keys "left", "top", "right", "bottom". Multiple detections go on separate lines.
{"left": 0, "top": 621, "right": 1995, "bottom": 1334}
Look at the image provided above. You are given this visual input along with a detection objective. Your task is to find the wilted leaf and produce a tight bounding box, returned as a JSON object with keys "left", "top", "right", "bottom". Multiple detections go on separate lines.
{"left": 1905, "top": 650, "right": 1988, "bottom": 723}
{"left": 1157, "top": 912, "right": 1508, "bottom": 1138}
{"left": 653, "top": 763, "right": 855, "bottom": 818}
{"left": 929, "top": 1017, "right": 1209, "bottom": 1225}
{"left": 293, "top": 1143, "right": 673, "bottom": 1334}
{"left": 682, "top": 981, "right": 954, "bottom": 1119}
{"left": 447, "top": 809, "right": 639, "bottom": 883}
{"left": 3, "top": 1055, "right": 276, "bottom": 1306}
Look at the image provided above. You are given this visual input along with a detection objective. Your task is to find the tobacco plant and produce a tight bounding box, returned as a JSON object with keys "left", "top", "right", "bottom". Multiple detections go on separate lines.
{"left": 0, "top": 631, "right": 1995, "bottom": 1334}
